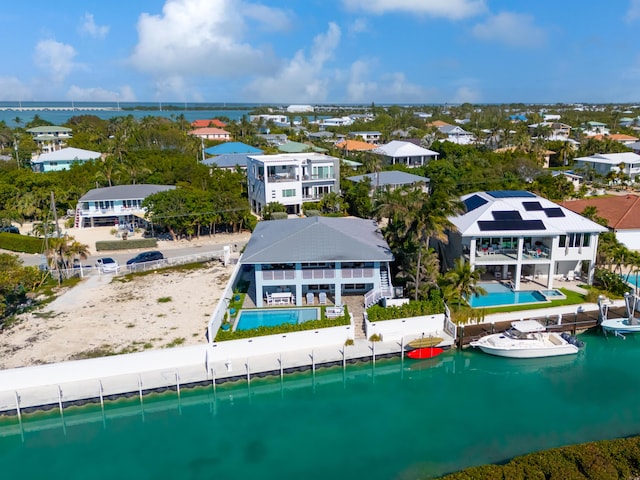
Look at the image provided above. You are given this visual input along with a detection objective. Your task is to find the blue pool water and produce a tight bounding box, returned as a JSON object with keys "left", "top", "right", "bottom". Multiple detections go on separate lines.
{"left": 623, "top": 274, "right": 640, "bottom": 288}
{"left": 235, "top": 308, "right": 319, "bottom": 330}
{"left": 468, "top": 282, "right": 547, "bottom": 308}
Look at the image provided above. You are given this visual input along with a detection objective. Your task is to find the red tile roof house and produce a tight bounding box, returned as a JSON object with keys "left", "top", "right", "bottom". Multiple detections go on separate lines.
{"left": 560, "top": 195, "right": 640, "bottom": 250}
{"left": 191, "top": 119, "right": 227, "bottom": 128}
{"left": 188, "top": 127, "right": 231, "bottom": 141}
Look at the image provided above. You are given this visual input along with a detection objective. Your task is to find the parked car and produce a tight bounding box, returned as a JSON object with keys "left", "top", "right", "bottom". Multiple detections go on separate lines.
{"left": 95, "top": 257, "right": 120, "bottom": 273}
{"left": 0, "top": 225, "right": 19, "bottom": 234}
{"left": 126, "top": 251, "right": 165, "bottom": 266}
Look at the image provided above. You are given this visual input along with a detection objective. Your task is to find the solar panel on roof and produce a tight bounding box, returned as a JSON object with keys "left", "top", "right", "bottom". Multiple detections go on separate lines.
{"left": 487, "top": 190, "right": 536, "bottom": 198}
{"left": 463, "top": 194, "right": 488, "bottom": 212}
{"left": 478, "top": 220, "right": 546, "bottom": 231}
{"left": 523, "top": 201, "right": 544, "bottom": 211}
{"left": 492, "top": 210, "right": 522, "bottom": 220}
{"left": 544, "top": 207, "right": 566, "bottom": 218}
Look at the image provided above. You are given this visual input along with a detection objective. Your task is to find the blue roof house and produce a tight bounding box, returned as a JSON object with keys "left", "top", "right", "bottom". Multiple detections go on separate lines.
{"left": 204, "top": 141, "right": 263, "bottom": 156}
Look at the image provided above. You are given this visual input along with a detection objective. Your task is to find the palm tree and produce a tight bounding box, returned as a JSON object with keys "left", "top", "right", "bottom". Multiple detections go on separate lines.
{"left": 443, "top": 258, "right": 486, "bottom": 308}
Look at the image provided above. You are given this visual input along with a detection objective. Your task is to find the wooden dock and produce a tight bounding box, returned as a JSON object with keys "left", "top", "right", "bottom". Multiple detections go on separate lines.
{"left": 457, "top": 306, "right": 627, "bottom": 347}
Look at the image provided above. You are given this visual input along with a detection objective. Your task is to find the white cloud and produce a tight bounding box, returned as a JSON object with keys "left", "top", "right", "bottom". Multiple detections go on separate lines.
{"left": 243, "top": 4, "right": 293, "bottom": 31}
{"left": 80, "top": 13, "right": 109, "bottom": 38}
{"left": 33, "top": 40, "right": 78, "bottom": 84}
{"left": 451, "top": 85, "right": 481, "bottom": 103}
{"left": 244, "top": 23, "right": 341, "bottom": 103}
{"left": 0, "top": 77, "right": 32, "bottom": 101}
{"left": 67, "top": 85, "right": 136, "bottom": 102}
{"left": 626, "top": 0, "right": 640, "bottom": 22}
{"left": 472, "top": 12, "right": 546, "bottom": 48}
{"left": 348, "top": 18, "right": 369, "bottom": 35}
{"left": 342, "top": 0, "right": 487, "bottom": 20}
{"left": 345, "top": 59, "right": 430, "bottom": 103}
{"left": 129, "top": 0, "right": 285, "bottom": 81}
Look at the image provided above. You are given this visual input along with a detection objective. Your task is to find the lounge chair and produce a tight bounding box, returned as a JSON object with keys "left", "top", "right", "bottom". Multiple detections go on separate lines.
{"left": 319, "top": 292, "right": 327, "bottom": 305}
{"left": 306, "top": 292, "right": 314, "bottom": 305}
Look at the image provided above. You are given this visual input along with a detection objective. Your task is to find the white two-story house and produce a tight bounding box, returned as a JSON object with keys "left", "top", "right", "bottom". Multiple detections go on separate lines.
{"left": 445, "top": 190, "right": 608, "bottom": 290}
{"left": 75, "top": 184, "right": 175, "bottom": 228}
{"left": 241, "top": 216, "right": 394, "bottom": 308}
{"left": 247, "top": 153, "right": 341, "bottom": 216}
{"left": 573, "top": 152, "right": 640, "bottom": 183}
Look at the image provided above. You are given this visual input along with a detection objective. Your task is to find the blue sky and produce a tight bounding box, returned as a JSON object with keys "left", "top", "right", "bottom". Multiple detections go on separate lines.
{"left": 3, "top": 0, "right": 640, "bottom": 104}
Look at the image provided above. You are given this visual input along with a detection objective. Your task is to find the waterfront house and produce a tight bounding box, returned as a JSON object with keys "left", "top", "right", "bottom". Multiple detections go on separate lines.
{"left": 373, "top": 140, "right": 439, "bottom": 168}
{"left": 437, "top": 125, "right": 476, "bottom": 145}
{"left": 573, "top": 152, "right": 640, "bottom": 183}
{"left": 241, "top": 216, "right": 394, "bottom": 308}
{"left": 247, "top": 153, "right": 340, "bottom": 216}
{"left": 560, "top": 195, "right": 640, "bottom": 250}
{"left": 74, "top": 184, "right": 175, "bottom": 228}
{"left": 445, "top": 190, "right": 608, "bottom": 290}
{"left": 32, "top": 147, "right": 101, "bottom": 173}
{"left": 26, "top": 125, "right": 72, "bottom": 153}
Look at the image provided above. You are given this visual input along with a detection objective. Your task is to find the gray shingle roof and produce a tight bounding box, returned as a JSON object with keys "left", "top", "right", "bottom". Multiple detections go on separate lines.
{"left": 79, "top": 184, "right": 175, "bottom": 202}
{"left": 202, "top": 153, "right": 250, "bottom": 168}
{"left": 241, "top": 216, "right": 393, "bottom": 264}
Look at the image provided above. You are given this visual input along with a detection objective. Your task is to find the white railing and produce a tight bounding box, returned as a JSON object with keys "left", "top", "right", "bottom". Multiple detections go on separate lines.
{"left": 364, "top": 286, "right": 392, "bottom": 308}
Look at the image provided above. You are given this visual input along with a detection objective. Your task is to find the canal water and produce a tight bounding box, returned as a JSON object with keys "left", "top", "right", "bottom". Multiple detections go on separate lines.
{"left": 1, "top": 331, "right": 640, "bottom": 479}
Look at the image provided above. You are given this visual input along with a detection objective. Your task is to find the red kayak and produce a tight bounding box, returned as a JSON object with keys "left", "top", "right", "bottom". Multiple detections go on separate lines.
{"left": 407, "top": 347, "right": 444, "bottom": 359}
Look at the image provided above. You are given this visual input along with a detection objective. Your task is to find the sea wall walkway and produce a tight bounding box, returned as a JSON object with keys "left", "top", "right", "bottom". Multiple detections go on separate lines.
{"left": 0, "top": 299, "right": 625, "bottom": 415}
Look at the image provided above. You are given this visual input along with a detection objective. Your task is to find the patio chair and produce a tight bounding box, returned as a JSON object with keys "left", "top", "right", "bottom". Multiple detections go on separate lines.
{"left": 319, "top": 292, "right": 327, "bottom": 305}
{"left": 306, "top": 292, "right": 315, "bottom": 305}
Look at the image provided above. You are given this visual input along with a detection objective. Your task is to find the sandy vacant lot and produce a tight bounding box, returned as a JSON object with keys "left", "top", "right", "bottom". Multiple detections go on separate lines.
{"left": 0, "top": 260, "right": 233, "bottom": 370}
{"left": 0, "top": 226, "right": 250, "bottom": 370}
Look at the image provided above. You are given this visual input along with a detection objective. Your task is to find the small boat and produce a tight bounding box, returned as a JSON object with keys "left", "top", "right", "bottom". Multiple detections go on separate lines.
{"left": 406, "top": 347, "right": 444, "bottom": 359}
{"left": 407, "top": 337, "right": 443, "bottom": 348}
{"left": 469, "top": 320, "right": 583, "bottom": 358}
{"left": 600, "top": 293, "right": 640, "bottom": 338}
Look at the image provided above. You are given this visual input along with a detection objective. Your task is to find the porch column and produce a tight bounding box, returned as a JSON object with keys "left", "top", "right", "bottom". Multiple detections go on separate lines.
{"left": 295, "top": 263, "right": 303, "bottom": 306}
{"left": 334, "top": 263, "right": 342, "bottom": 306}
{"left": 547, "top": 264, "right": 554, "bottom": 289}
{"left": 514, "top": 238, "right": 524, "bottom": 290}
{"left": 255, "top": 265, "right": 264, "bottom": 307}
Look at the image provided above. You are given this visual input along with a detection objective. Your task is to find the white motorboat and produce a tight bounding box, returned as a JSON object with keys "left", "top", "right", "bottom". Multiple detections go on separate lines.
{"left": 469, "top": 320, "right": 583, "bottom": 358}
{"left": 600, "top": 293, "right": 640, "bottom": 338}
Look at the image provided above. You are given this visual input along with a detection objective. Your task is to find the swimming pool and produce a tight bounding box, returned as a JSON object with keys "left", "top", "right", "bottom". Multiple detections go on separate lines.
{"left": 539, "top": 289, "right": 567, "bottom": 300}
{"left": 468, "top": 282, "right": 547, "bottom": 308}
{"left": 623, "top": 273, "right": 640, "bottom": 288}
{"left": 235, "top": 308, "right": 319, "bottom": 330}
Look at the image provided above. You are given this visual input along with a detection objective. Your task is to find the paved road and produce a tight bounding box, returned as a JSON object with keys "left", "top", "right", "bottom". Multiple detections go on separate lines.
{"left": 10, "top": 236, "right": 249, "bottom": 268}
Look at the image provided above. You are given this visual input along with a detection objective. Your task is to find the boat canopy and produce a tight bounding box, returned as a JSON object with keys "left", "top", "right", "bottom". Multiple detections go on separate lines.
{"left": 510, "top": 320, "right": 546, "bottom": 333}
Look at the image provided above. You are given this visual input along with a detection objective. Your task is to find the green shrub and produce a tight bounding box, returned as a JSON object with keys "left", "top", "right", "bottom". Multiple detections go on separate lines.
{"left": 304, "top": 209, "right": 320, "bottom": 217}
{"left": 269, "top": 212, "right": 288, "bottom": 220}
{"left": 95, "top": 238, "right": 157, "bottom": 251}
{"left": 594, "top": 268, "right": 631, "bottom": 297}
{"left": 367, "top": 291, "right": 444, "bottom": 321}
{"left": 0, "top": 233, "right": 45, "bottom": 254}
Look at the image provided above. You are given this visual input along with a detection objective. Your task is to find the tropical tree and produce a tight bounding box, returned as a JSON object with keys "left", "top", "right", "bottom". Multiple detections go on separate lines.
{"left": 442, "top": 258, "right": 486, "bottom": 308}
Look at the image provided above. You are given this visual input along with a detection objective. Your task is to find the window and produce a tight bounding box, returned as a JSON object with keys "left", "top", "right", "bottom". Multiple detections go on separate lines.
{"left": 282, "top": 189, "right": 296, "bottom": 197}
{"left": 583, "top": 233, "right": 591, "bottom": 247}
{"left": 559, "top": 235, "right": 566, "bottom": 248}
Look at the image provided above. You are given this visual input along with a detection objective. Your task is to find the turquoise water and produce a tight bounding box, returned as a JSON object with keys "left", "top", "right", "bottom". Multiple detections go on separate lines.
{"left": 2, "top": 332, "right": 640, "bottom": 479}
{"left": 236, "top": 308, "right": 319, "bottom": 330}
{"left": 468, "top": 282, "right": 546, "bottom": 307}
{"left": 623, "top": 273, "right": 640, "bottom": 288}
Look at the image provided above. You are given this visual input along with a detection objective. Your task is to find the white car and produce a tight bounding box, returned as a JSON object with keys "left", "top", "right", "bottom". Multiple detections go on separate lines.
{"left": 95, "top": 257, "right": 120, "bottom": 273}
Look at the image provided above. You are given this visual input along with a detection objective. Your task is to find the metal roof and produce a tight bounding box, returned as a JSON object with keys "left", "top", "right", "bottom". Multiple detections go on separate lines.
{"left": 347, "top": 171, "right": 429, "bottom": 187}
{"left": 451, "top": 191, "right": 608, "bottom": 236}
{"left": 241, "top": 216, "right": 393, "bottom": 264}
{"left": 202, "top": 153, "right": 250, "bottom": 168}
{"left": 204, "top": 142, "right": 263, "bottom": 155}
{"left": 374, "top": 140, "right": 438, "bottom": 158}
{"left": 79, "top": 184, "right": 176, "bottom": 202}
{"left": 34, "top": 147, "right": 101, "bottom": 162}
